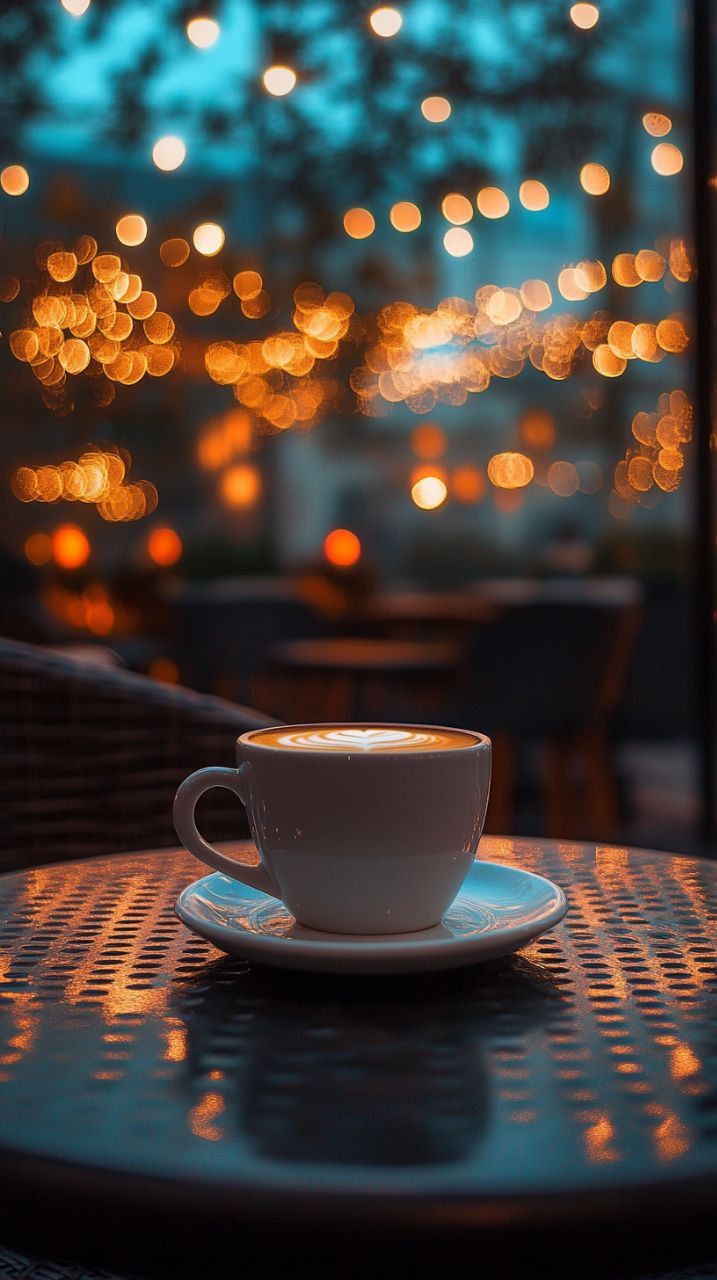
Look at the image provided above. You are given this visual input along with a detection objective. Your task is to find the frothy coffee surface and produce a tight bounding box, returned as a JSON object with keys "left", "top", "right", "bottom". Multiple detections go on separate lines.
{"left": 252, "top": 726, "right": 478, "bottom": 752}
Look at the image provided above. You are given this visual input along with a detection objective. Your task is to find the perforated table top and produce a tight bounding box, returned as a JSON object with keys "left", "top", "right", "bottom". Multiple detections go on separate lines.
{"left": 0, "top": 839, "right": 716, "bottom": 1275}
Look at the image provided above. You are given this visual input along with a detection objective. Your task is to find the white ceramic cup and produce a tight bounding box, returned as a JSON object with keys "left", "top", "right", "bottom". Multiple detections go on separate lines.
{"left": 173, "top": 723, "right": 492, "bottom": 935}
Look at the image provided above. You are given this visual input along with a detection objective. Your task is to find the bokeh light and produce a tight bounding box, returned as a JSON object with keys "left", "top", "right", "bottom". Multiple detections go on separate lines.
{"left": 220, "top": 464, "right": 261, "bottom": 508}
{"left": 570, "top": 4, "right": 599, "bottom": 29}
{"left": 193, "top": 222, "right": 225, "bottom": 256}
{"left": 147, "top": 527, "right": 182, "bottom": 566}
{"left": 519, "top": 180, "right": 549, "bottom": 211}
{"left": 651, "top": 143, "right": 684, "bottom": 176}
{"left": 343, "top": 207, "right": 376, "bottom": 239}
{"left": 411, "top": 423, "right": 446, "bottom": 458}
{"left": 643, "top": 112, "right": 672, "bottom": 137}
{"left": 1, "top": 165, "right": 29, "bottom": 196}
{"left": 52, "top": 525, "right": 90, "bottom": 569}
{"left": 441, "top": 193, "right": 473, "bottom": 224}
{"left": 521, "top": 409, "right": 555, "bottom": 449}
{"left": 115, "top": 214, "right": 148, "bottom": 247}
{"left": 443, "top": 227, "right": 473, "bottom": 256}
{"left": 186, "top": 16, "right": 220, "bottom": 48}
{"left": 160, "top": 237, "right": 190, "bottom": 267}
{"left": 580, "top": 163, "right": 610, "bottom": 195}
{"left": 262, "top": 65, "right": 297, "bottom": 96}
{"left": 324, "top": 528, "right": 362, "bottom": 567}
{"left": 452, "top": 466, "right": 485, "bottom": 503}
{"left": 233, "top": 270, "right": 263, "bottom": 299}
{"left": 548, "top": 460, "right": 580, "bottom": 496}
{"left": 421, "top": 96, "right": 451, "bottom": 123}
{"left": 390, "top": 202, "right": 421, "bottom": 232}
{"left": 411, "top": 475, "right": 448, "bottom": 510}
{"left": 369, "top": 7, "right": 403, "bottom": 37}
{"left": 487, "top": 453, "right": 534, "bottom": 489}
{"left": 152, "top": 136, "right": 186, "bottom": 171}
{"left": 61, "top": 0, "right": 91, "bottom": 14}
{"left": 25, "top": 533, "right": 52, "bottom": 566}
{"left": 477, "top": 187, "right": 510, "bottom": 218}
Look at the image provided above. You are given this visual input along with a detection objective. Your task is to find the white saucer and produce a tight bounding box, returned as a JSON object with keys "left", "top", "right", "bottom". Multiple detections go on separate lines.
{"left": 175, "top": 852, "right": 568, "bottom": 975}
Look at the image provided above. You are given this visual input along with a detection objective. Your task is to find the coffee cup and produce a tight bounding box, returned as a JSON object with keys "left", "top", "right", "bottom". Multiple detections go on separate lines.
{"left": 173, "top": 724, "right": 491, "bottom": 934}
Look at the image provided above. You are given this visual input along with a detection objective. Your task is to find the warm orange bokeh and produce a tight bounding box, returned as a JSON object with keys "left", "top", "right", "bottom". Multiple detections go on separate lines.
{"left": 147, "top": 527, "right": 183, "bottom": 567}
{"left": 324, "top": 528, "right": 362, "bottom": 567}
{"left": 52, "top": 524, "right": 90, "bottom": 569}
{"left": 220, "top": 464, "right": 261, "bottom": 508}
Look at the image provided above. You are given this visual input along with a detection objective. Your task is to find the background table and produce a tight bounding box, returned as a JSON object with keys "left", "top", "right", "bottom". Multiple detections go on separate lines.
{"left": 0, "top": 839, "right": 716, "bottom": 1278}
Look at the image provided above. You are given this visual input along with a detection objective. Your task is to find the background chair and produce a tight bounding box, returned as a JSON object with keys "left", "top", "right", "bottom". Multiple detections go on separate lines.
{"left": 452, "top": 585, "right": 642, "bottom": 837}
{"left": 0, "top": 637, "right": 276, "bottom": 873}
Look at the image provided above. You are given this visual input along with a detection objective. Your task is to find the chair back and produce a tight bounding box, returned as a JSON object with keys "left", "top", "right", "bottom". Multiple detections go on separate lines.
{"left": 0, "top": 637, "right": 275, "bottom": 872}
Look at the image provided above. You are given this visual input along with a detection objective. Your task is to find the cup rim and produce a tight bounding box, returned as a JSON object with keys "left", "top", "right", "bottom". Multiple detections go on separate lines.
{"left": 238, "top": 722, "right": 491, "bottom": 756}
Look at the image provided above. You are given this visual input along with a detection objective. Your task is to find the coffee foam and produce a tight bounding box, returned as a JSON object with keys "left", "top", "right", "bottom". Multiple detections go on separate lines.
{"left": 251, "top": 726, "right": 477, "bottom": 753}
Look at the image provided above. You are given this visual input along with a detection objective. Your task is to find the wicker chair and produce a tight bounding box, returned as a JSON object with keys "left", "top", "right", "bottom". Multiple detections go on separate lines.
{"left": 0, "top": 637, "right": 276, "bottom": 873}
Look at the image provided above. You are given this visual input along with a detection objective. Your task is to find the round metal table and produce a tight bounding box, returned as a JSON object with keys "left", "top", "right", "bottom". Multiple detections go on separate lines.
{"left": 0, "top": 839, "right": 716, "bottom": 1278}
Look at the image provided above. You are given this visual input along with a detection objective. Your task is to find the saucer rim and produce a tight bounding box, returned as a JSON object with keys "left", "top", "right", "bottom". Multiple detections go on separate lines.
{"left": 175, "top": 860, "right": 568, "bottom": 964}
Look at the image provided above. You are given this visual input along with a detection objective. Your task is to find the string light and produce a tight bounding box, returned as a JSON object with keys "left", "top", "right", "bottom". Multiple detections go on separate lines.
{"left": 1, "top": 165, "right": 29, "bottom": 196}
{"left": 186, "top": 16, "right": 220, "bottom": 48}
{"left": 152, "top": 136, "right": 186, "bottom": 171}
{"left": 369, "top": 8, "right": 403, "bottom": 37}
{"left": 262, "top": 66, "right": 297, "bottom": 96}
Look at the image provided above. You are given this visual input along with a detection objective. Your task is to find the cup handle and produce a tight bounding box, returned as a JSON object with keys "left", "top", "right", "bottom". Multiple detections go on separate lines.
{"left": 173, "top": 765, "right": 280, "bottom": 898}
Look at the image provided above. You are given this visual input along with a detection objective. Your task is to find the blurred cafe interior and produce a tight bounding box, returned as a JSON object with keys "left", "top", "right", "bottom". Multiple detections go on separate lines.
{"left": 0, "top": 0, "right": 714, "bottom": 868}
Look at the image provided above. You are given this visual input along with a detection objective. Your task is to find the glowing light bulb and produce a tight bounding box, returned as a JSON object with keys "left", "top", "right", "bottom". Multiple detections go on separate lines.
{"left": 186, "top": 16, "right": 220, "bottom": 48}
{"left": 370, "top": 7, "right": 403, "bottom": 37}
{"left": 61, "top": 0, "right": 91, "bottom": 15}
{"left": 193, "top": 222, "right": 225, "bottom": 256}
{"left": 152, "top": 136, "right": 186, "bottom": 171}
{"left": 262, "top": 65, "right": 297, "bottom": 96}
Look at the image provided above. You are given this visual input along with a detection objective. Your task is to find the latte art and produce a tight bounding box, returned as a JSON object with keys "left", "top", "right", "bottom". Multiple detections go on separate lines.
{"left": 253, "top": 725, "right": 477, "bottom": 752}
